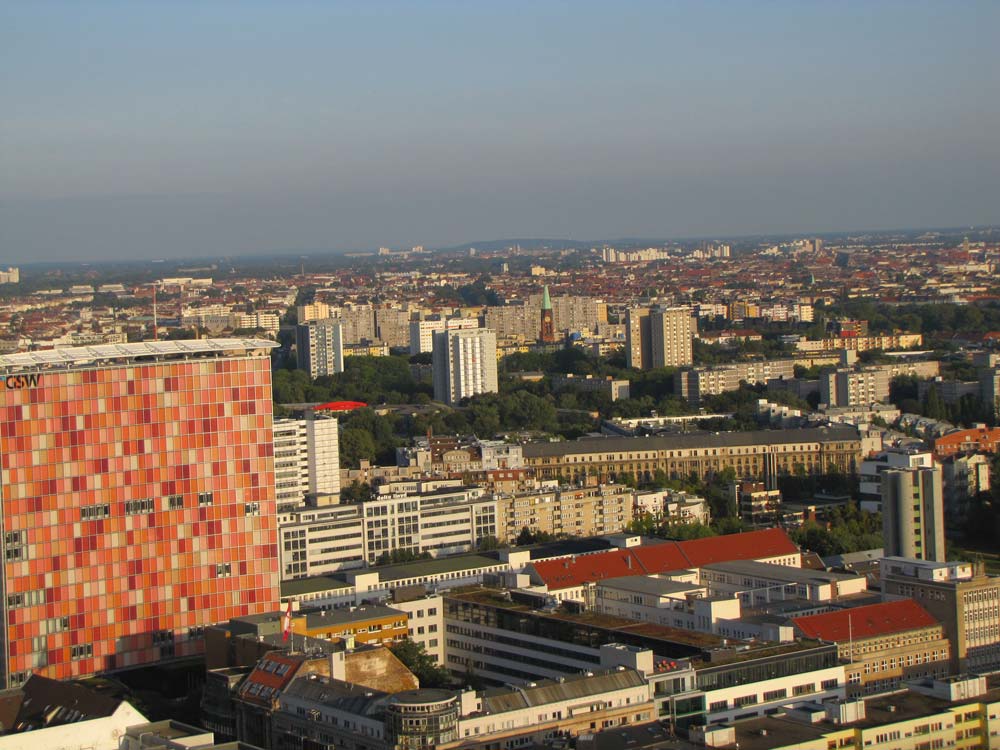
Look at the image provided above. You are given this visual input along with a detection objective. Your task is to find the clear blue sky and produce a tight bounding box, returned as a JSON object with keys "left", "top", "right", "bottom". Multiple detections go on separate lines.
{"left": 2, "top": 1, "right": 997, "bottom": 262}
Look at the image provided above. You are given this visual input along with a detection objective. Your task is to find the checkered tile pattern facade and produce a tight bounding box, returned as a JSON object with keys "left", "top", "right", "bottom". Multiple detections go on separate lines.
{"left": 0, "top": 353, "right": 280, "bottom": 686}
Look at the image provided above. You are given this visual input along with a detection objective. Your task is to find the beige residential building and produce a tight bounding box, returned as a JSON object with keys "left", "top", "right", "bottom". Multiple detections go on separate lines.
{"left": 625, "top": 306, "right": 651, "bottom": 369}
{"left": 496, "top": 484, "right": 633, "bottom": 542}
{"left": 650, "top": 306, "right": 695, "bottom": 368}
{"left": 297, "top": 301, "right": 330, "bottom": 322}
{"left": 676, "top": 359, "right": 797, "bottom": 404}
{"left": 527, "top": 293, "right": 607, "bottom": 336}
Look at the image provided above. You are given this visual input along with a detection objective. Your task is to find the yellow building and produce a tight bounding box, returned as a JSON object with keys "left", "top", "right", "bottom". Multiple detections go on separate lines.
{"left": 522, "top": 426, "right": 862, "bottom": 484}
{"left": 290, "top": 604, "right": 408, "bottom": 647}
{"left": 728, "top": 676, "right": 1000, "bottom": 750}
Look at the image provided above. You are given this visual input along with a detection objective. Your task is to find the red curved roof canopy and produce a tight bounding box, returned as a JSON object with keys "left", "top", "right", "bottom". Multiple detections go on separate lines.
{"left": 314, "top": 400, "right": 368, "bottom": 412}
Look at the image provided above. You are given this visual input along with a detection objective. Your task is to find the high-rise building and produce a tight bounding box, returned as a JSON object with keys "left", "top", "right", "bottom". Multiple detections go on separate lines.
{"left": 272, "top": 413, "right": 340, "bottom": 510}
{"left": 296, "top": 301, "right": 330, "bottom": 323}
{"left": 374, "top": 307, "right": 412, "bottom": 349}
{"left": 881, "top": 466, "right": 946, "bottom": 562}
{"left": 625, "top": 307, "right": 651, "bottom": 369}
{"left": 650, "top": 307, "right": 695, "bottom": 368}
{"left": 858, "top": 448, "right": 934, "bottom": 511}
{"left": 625, "top": 306, "right": 695, "bottom": 370}
{"left": 0, "top": 340, "right": 281, "bottom": 688}
{"left": 329, "top": 304, "right": 377, "bottom": 344}
{"left": 296, "top": 318, "right": 344, "bottom": 378}
{"left": 409, "top": 317, "right": 479, "bottom": 355}
{"left": 432, "top": 328, "right": 498, "bottom": 405}
{"left": 538, "top": 286, "right": 555, "bottom": 343}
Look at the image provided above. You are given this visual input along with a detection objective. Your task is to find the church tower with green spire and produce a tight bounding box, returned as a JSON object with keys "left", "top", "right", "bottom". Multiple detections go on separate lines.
{"left": 539, "top": 285, "right": 555, "bottom": 343}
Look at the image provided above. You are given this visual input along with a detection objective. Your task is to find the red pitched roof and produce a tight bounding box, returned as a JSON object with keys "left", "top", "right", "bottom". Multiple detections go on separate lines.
{"left": 531, "top": 528, "right": 799, "bottom": 591}
{"left": 631, "top": 543, "right": 692, "bottom": 573}
{"left": 531, "top": 550, "right": 646, "bottom": 590}
{"left": 793, "top": 600, "right": 938, "bottom": 642}
{"left": 237, "top": 652, "right": 308, "bottom": 706}
{"left": 679, "top": 528, "right": 798, "bottom": 568}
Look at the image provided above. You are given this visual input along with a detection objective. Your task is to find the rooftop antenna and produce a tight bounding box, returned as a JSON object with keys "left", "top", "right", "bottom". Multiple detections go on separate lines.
{"left": 152, "top": 285, "right": 159, "bottom": 341}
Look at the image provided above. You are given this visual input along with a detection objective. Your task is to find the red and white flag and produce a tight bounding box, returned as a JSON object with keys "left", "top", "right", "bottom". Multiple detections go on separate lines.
{"left": 282, "top": 599, "right": 293, "bottom": 642}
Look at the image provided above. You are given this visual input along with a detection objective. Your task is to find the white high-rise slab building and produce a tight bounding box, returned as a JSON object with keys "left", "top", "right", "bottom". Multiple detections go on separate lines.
{"left": 296, "top": 318, "right": 345, "bottom": 378}
{"left": 272, "top": 413, "right": 340, "bottom": 509}
{"left": 409, "top": 317, "right": 479, "bottom": 354}
{"left": 432, "top": 328, "right": 498, "bottom": 405}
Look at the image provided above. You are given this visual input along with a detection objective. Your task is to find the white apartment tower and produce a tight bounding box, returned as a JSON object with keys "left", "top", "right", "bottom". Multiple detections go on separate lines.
{"left": 272, "top": 413, "right": 340, "bottom": 509}
{"left": 409, "top": 317, "right": 479, "bottom": 354}
{"left": 432, "top": 328, "right": 498, "bottom": 405}
{"left": 296, "top": 318, "right": 345, "bottom": 378}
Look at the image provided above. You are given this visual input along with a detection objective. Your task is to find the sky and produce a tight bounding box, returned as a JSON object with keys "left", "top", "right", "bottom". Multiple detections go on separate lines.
{"left": 1, "top": 1, "right": 998, "bottom": 263}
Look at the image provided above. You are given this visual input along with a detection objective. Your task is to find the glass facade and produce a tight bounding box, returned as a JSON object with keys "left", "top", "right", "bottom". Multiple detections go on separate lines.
{"left": 694, "top": 645, "right": 838, "bottom": 691}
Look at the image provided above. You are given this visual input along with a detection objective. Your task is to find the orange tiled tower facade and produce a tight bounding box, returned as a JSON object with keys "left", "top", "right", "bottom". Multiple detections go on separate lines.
{"left": 0, "top": 340, "right": 281, "bottom": 687}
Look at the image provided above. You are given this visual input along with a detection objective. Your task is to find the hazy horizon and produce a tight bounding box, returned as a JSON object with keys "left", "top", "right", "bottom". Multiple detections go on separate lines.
{"left": 3, "top": 1, "right": 998, "bottom": 264}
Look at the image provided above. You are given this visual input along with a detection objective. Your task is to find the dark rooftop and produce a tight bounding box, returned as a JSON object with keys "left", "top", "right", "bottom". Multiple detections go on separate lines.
{"left": 447, "top": 587, "right": 725, "bottom": 650}
{"left": 521, "top": 425, "right": 861, "bottom": 458}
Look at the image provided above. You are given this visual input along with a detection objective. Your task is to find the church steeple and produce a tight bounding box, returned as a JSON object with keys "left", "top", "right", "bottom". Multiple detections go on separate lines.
{"left": 539, "top": 285, "right": 555, "bottom": 343}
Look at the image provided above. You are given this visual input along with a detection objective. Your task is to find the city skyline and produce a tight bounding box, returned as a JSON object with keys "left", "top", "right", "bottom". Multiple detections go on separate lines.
{"left": 2, "top": 1, "right": 998, "bottom": 263}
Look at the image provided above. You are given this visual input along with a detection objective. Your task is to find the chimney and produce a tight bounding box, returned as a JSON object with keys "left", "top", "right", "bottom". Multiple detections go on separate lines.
{"left": 329, "top": 650, "right": 347, "bottom": 682}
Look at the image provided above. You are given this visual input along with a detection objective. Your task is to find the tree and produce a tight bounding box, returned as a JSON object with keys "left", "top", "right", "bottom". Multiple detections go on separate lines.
{"left": 339, "top": 428, "right": 377, "bottom": 468}
{"left": 375, "top": 549, "right": 432, "bottom": 565}
{"left": 340, "top": 480, "right": 374, "bottom": 504}
{"left": 477, "top": 535, "right": 503, "bottom": 552}
{"left": 389, "top": 639, "right": 452, "bottom": 688}
{"left": 515, "top": 527, "right": 555, "bottom": 546}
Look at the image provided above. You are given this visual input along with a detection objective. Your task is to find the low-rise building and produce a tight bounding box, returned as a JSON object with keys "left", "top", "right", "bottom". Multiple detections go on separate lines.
{"left": 698, "top": 559, "right": 869, "bottom": 606}
{"left": 933, "top": 425, "right": 1000, "bottom": 457}
{"left": 731, "top": 480, "right": 783, "bottom": 525}
{"left": 0, "top": 675, "right": 148, "bottom": 750}
{"left": 552, "top": 373, "right": 630, "bottom": 401}
{"left": 675, "top": 359, "right": 796, "bottom": 405}
{"left": 633, "top": 489, "right": 711, "bottom": 526}
{"left": 522, "top": 426, "right": 863, "bottom": 485}
{"left": 120, "top": 720, "right": 263, "bottom": 750}
{"left": 527, "top": 528, "right": 802, "bottom": 604}
{"left": 277, "top": 485, "right": 498, "bottom": 578}
{"left": 881, "top": 557, "right": 1000, "bottom": 674}
{"left": 728, "top": 675, "right": 1000, "bottom": 750}
{"left": 593, "top": 575, "right": 790, "bottom": 642}
{"left": 272, "top": 666, "right": 653, "bottom": 750}
{"left": 792, "top": 600, "right": 951, "bottom": 697}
